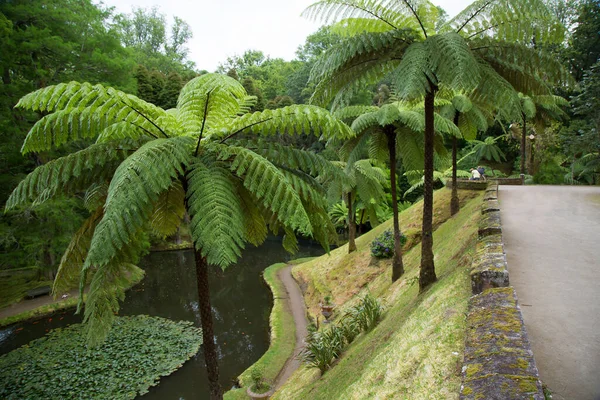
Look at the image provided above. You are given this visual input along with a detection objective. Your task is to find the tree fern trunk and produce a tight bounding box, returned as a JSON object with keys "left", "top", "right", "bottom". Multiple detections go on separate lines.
{"left": 183, "top": 176, "right": 223, "bottom": 400}
{"left": 347, "top": 192, "right": 357, "bottom": 253}
{"left": 450, "top": 113, "right": 460, "bottom": 216}
{"left": 420, "top": 89, "right": 437, "bottom": 291}
{"left": 521, "top": 114, "right": 527, "bottom": 176}
{"left": 194, "top": 251, "right": 223, "bottom": 400}
{"left": 386, "top": 128, "right": 404, "bottom": 282}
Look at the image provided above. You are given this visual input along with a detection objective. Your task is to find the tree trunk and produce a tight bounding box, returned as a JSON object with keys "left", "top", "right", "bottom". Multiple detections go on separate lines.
{"left": 386, "top": 128, "right": 404, "bottom": 281}
{"left": 450, "top": 113, "right": 460, "bottom": 216}
{"left": 347, "top": 192, "right": 357, "bottom": 253}
{"left": 194, "top": 251, "right": 223, "bottom": 400}
{"left": 183, "top": 176, "right": 223, "bottom": 400}
{"left": 420, "top": 89, "right": 437, "bottom": 292}
{"left": 520, "top": 114, "right": 527, "bottom": 176}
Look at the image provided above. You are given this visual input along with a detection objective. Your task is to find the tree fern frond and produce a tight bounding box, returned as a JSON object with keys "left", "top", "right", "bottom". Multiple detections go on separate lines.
{"left": 238, "top": 186, "right": 268, "bottom": 247}
{"left": 85, "top": 137, "right": 194, "bottom": 269}
{"left": 150, "top": 181, "right": 186, "bottom": 238}
{"left": 396, "top": 128, "right": 425, "bottom": 170}
{"left": 212, "top": 144, "right": 312, "bottom": 235}
{"left": 83, "top": 261, "right": 145, "bottom": 346}
{"left": 334, "top": 105, "right": 379, "bottom": 122}
{"left": 186, "top": 156, "right": 246, "bottom": 268}
{"left": 17, "top": 83, "right": 171, "bottom": 153}
{"left": 83, "top": 182, "right": 109, "bottom": 211}
{"left": 368, "top": 131, "right": 390, "bottom": 162}
{"left": 446, "top": 0, "right": 564, "bottom": 44}
{"left": 53, "top": 206, "right": 104, "bottom": 296}
{"left": 282, "top": 227, "right": 299, "bottom": 254}
{"left": 219, "top": 105, "right": 354, "bottom": 140}
{"left": 393, "top": 41, "right": 433, "bottom": 99}
{"left": 5, "top": 143, "right": 129, "bottom": 211}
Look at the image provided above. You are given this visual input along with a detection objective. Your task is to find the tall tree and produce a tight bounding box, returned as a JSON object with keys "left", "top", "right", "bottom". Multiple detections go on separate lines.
{"left": 335, "top": 102, "right": 459, "bottom": 280}
{"left": 304, "top": 0, "right": 568, "bottom": 291}
{"left": 6, "top": 74, "right": 352, "bottom": 399}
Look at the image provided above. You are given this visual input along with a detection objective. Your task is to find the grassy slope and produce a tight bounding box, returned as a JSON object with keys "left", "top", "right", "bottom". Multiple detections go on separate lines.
{"left": 275, "top": 188, "right": 483, "bottom": 399}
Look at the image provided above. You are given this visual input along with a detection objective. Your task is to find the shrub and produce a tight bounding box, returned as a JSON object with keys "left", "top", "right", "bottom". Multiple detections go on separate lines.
{"left": 370, "top": 229, "right": 406, "bottom": 259}
{"left": 346, "top": 294, "right": 384, "bottom": 332}
{"left": 249, "top": 366, "right": 270, "bottom": 394}
{"left": 300, "top": 330, "right": 340, "bottom": 373}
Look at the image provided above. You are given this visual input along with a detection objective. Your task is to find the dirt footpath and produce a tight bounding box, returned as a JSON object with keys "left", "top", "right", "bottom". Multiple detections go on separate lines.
{"left": 499, "top": 185, "right": 600, "bottom": 400}
{"left": 273, "top": 265, "right": 308, "bottom": 389}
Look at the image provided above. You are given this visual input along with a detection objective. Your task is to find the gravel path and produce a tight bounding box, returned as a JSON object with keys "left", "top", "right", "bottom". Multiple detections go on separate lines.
{"left": 273, "top": 264, "right": 308, "bottom": 390}
{"left": 499, "top": 185, "right": 600, "bottom": 400}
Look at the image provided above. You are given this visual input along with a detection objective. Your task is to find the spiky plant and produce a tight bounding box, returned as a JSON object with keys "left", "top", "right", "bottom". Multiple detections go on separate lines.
{"left": 329, "top": 158, "right": 387, "bottom": 253}
{"left": 335, "top": 101, "right": 459, "bottom": 281}
{"left": 5, "top": 74, "right": 352, "bottom": 399}
{"left": 304, "top": 0, "right": 569, "bottom": 291}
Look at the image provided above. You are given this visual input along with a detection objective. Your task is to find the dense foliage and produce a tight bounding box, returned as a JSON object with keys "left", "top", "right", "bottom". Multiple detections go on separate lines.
{"left": 370, "top": 229, "right": 406, "bottom": 259}
{"left": 0, "top": 315, "right": 202, "bottom": 399}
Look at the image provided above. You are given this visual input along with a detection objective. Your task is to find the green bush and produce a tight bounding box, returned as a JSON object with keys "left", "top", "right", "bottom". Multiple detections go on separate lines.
{"left": 300, "top": 295, "right": 384, "bottom": 374}
{"left": 533, "top": 160, "right": 567, "bottom": 184}
{"left": 0, "top": 315, "right": 202, "bottom": 399}
{"left": 370, "top": 229, "right": 406, "bottom": 259}
{"left": 347, "top": 294, "right": 384, "bottom": 332}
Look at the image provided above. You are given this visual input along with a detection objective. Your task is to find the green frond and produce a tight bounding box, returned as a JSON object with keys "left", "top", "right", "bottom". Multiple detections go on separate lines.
{"left": 18, "top": 83, "right": 170, "bottom": 153}
{"left": 238, "top": 186, "right": 268, "bottom": 247}
{"left": 177, "top": 74, "right": 246, "bottom": 131}
{"left": 404, "top": 170, "right": 446, "bottom": 195}
{"left": 331, "top": 17, "right": 397, "bottom": 36}
{"left": 150, "top": 181, "right": 186, "bottom": 238}
{"left": 83, "top": 182, "right": 109, "bottom": 211}
{"left": 472, "top": 40, "right": 573, "bottom": 94}
{"left": 368, "top": 131, "right": 390, "bottom": 162}
{"left": 242, "top": 140, "right": 348, "bottom": 184}
{"left": 282, "top": 227, "right": 299, "bottom": 254}
{"left": 83, "top": 261, "right": 145, "bottom": 346}
{"left": 426, "top": 33, "right": 482, "bottom": 93}
{"left": 393, "top": 42, "right": 433, "bottom": 99}
{"left": 451, "top": 94, "right": 473, "bottom": 113}
{"left": 396, "top": 127, "right": 425, "bottom": 171}
{"left": 53, "top": 206, "right": 104, "bottom": 296}
{"left": 334, "top": 105, "right": 379, "bottom": 122}
{"left": 445, "top": 0, "right": 564, "bottom": 44}
{"left": 219, "top": 105, "right": 354, "bottom": 140}
{"left": 5, "top": 143, "right": 128, "bottom": 211}
{"left": 339, "top": 131, "right": 369, "bottom": 163}
{"left": 85, "top": 137, "right": 194, "bottom": 269}
{"left": 212, "top": 144, "right": 312, "bottom": 235}
{"left": 309, "top": 29, "right": 413, "bottom": 107}
{"left": 186, "top": 156, "right": 246, "bottom": 268}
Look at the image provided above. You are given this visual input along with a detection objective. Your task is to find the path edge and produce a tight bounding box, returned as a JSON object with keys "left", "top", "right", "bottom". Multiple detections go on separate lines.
{"left": 459, "top": 181, "right": 546, "bottom": 400}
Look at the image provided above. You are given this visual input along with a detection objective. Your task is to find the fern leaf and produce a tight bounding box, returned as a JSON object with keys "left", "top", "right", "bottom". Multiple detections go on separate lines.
{"left": 85, "top": 136, "right": 194, "bottom": 269}
{"left": 186, "top": 156, "right": 246, "bottom": 268}
{"left": 5, "top": 143, "right": 129, "bottom": 211}
{"left": 53, "top": 206, "right": 104, "bottom": 296}
{"left": 150, "top": 181, "right": 186, "bottom": 238}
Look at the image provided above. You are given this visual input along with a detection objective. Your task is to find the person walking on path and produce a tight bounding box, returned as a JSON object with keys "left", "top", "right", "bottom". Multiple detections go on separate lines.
{"left": 477, "top": 166, "right": 486, "bottom": 181}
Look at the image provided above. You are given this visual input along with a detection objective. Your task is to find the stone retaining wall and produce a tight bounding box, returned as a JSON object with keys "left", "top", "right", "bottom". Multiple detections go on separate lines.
{"left": 489, "top": 177, "right": 524, "bottom": 185}
{"left": 445, "top": 180, "right": 488, "bottom": 190}
{"left": 460, "top": 183, "right": 544, "bottom": 400}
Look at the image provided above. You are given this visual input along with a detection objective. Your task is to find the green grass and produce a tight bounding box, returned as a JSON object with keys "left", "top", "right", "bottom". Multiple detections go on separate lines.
{"left": 273, "top": 189, "right": 483, "bottom": 399}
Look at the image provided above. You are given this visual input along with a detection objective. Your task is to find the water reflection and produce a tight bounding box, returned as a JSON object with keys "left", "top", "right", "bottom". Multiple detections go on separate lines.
{"left": 0, "top": 238, "right": 324, "bottom": 400}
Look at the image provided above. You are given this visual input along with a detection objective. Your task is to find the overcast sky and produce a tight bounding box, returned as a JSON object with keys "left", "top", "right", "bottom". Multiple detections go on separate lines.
{"left": 98, "top": 0, "right": 471, "bottom": 72}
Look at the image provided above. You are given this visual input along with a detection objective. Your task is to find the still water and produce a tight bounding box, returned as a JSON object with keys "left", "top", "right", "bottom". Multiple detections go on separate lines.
{"left": 0, "top": 238, "right": 324, "bottom": 399}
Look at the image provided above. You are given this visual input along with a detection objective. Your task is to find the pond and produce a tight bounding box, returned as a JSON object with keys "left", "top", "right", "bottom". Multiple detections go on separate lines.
{"left": 0, "top": 238, "right": 324, "bottom": 399}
